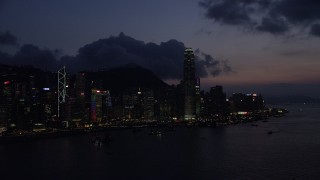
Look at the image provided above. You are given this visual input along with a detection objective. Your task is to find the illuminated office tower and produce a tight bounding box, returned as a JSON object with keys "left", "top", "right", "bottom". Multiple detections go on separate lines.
{"left": 143, "top": 88, "right": 154, "bottom": 120}
{"left": 1, "top": 80, "right": 14, "bottom": 127}
{"left": 91, "top": 89, "right": 110, "bottom": 122}
{"left": 183, "top": 48, "right": 196, "bottom": 121}
{"left": 195, "top": 77, "right": 201, "bottom": 117}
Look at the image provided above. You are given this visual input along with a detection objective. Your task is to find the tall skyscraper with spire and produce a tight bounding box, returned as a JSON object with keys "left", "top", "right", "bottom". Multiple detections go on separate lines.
{"left": 183, "top": 48, "right": 196, "bottom": 121}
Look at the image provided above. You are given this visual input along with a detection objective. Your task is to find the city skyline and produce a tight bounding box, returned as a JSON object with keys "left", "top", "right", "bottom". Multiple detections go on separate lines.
{"left": 0, "top": 0, "right": 320, "bottom": 98}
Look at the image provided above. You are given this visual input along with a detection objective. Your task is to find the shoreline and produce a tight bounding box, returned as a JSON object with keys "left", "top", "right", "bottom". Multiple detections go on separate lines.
{"left": 0, "top": 112, "right": 287, "bottom": 144}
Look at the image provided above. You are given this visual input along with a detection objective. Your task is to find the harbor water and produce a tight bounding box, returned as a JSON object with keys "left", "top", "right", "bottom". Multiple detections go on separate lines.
{"left": 1, "top": 103, "right": 320, "bottom": 179}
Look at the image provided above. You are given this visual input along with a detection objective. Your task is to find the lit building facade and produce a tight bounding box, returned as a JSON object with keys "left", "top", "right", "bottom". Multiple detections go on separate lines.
{"left": 91, "top": 89, "right": 110, "bottom": 122}
{"left": 183, "top": 48, "right": 196, "bottom": 121}
{"left": 195, "top": 77, "right": 201, "bottom": 117}
{"left": 0, "top": 79, "right": 14, "bottom": 128}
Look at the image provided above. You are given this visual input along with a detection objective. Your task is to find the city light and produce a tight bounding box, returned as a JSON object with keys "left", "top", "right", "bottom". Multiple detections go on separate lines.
{"left": 0, "top": 49, "right": 283, "bottom": 147}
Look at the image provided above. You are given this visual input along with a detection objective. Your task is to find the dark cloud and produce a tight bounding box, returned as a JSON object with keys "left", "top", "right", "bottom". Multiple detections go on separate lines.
{"left": 256, "top": 17, "right": 288, "bottom": 34}
{"left": 199, "top": 0, "right": 253, "bottom": 26}
{"left": 0, "top": 51, "right": 10, "bottom": 62}
{"left": 72, "top": 32, "right": 232, "bottom": 79}
{"left": 0, "top": 31, "right": 18, "bottom": 46}
{"left": 194, "top": 49, "right": 233, "bottom": 77}
{"left": 199, "top": 0, "right": 320, "bottom": 37}
{"left": 221, "top": 60, "right": 232, "bottom": 73}
{"left": 275, "top": 0, "right": 320, "bottom": 24}
{"left": 0, "top": 33, "right": 67, "bottom": 72}
{"left": 310, "top": 24, "right": 320, "bottom": 37}
{"left": 11, "top": 44, "right": 60, "bottom": 71}
{"left": 0, "top": 32, "right": 232, "bottom": 79}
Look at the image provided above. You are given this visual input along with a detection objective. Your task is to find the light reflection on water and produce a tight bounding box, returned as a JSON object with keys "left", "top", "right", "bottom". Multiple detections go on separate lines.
{"left": 1, "top": 103, "right": 320, "bottom": 180}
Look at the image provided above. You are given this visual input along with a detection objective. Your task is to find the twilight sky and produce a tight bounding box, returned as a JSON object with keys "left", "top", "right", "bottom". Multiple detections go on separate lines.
{"left": 1, "top": 0, "right": 320, "bottom": 98}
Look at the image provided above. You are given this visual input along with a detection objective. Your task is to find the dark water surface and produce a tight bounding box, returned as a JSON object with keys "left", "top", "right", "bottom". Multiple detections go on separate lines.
{"left": 1, "top": 104, "right": 320, "bottom": 180}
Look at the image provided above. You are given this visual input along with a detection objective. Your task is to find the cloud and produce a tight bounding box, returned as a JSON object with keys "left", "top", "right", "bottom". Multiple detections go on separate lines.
{"left": 0, "top": 51, "right": 10, "bottom": 62}
{"left": 0, "top": 32, "right": 232, "bottom": 79}
{"left": 256, "top": 17, "right": 289, "bottom": 34}
{"left": 11, "top": 44, "right": 60, "bottom": 71}
{"left": 194, "top": 49, "right": 233, "bottom": 77}
{"left": 199, "top": 0, "right": 253, "bottom": 26}
{"left": 0, "top": 31, "right": 18, "bottom": 46}
{"left": 72, "top": 32, "right": 232, "bottom": 79}
{"left": 275, "top": 0, "right": 320, "bottom": 24}
{"left": 199, "top": 0, "right": 320, "bottom": 37}
{"left": 0, "top": 29, "right": 61, "bottom": 71}
{"left": 310, "top": 24, "right": 320, "bottom": 37}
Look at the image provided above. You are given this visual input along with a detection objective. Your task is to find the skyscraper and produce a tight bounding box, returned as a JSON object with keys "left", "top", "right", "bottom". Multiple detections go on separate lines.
{"left": 195, "top": 77, "right": 201, "bottom": 117}
{"left": 183, "top": 48, "right": 196, "bottom": 121}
